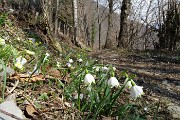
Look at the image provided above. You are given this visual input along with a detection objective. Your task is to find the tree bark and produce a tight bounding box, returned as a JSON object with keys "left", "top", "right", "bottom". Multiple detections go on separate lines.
{"left": 54, "top": 0, "right": 59, "bottom": 36}
{"left": 72, "top": 0, "right": 79, "bottom": 46}
{"left": 117, "top": 0, "right": 131, "bottom": 48}
{"left": 41, "top": 0, "right": 62, "bottom": 52}
{"left": 104, "top": 0, "right": 113, "bottom": 49}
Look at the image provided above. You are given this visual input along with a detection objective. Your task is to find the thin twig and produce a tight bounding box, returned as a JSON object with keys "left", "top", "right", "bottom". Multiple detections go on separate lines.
{"left": 8, "top": 80, "right": 19, "bottom": 94}
{"left": 0, "top": 109, "right": 24, "bottom": 120}
{"left": 23, "top": 95, "right": 49, "bottom": 120}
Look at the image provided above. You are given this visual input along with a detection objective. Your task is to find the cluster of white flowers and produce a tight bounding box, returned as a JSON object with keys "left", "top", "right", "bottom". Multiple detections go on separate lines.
{"left": 84, "top": 70, "right": 144, "bottom": 99}
{"left": 15, "top": 56, "right": 27, "bottom": 70}
{"left": 92, "top": 66, "right": 116, "bottom": 72}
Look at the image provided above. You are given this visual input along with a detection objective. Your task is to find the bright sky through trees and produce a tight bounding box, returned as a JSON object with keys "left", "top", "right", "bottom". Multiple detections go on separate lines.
{"left": 94, "top": 0, "right": 166, "bottom": 24}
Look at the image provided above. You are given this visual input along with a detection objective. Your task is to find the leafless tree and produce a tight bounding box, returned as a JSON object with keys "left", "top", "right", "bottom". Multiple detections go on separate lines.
{"left": 117, "top": 0, "right": 131, "bottom": 48}
{"left": 104, "top": 0, "right": 114, "bottom": 49}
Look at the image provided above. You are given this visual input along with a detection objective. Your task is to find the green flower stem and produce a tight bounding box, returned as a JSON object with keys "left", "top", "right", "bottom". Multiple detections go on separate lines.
{"left": 131, "top": 80, "right": 136, "bottom": 86}
{"left": 108, "top": 84, "right": 126, "bottom": 114}
{"left": 0, "top": 59, "right": 6, "bottom": 100}
{"left": 78, "top": 83, "right": 81, "bottom": 111}
{"left": 85, "top": 68, "right": 88, "bottom": 74}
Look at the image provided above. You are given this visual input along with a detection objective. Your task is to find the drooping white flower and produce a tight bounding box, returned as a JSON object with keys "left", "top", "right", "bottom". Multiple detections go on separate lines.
{"left": 124, "top": 78, "right": 132, "bottom": 89}
{"left": 107, "top": 77, "right": 120, "bottom": 88}
{"left": 113, "top": 67, "right": 116, "bottom": 71}
{"left": 45, "top": 53, "right": 50, "bottom": 57}
{"left": 25, "top": 50, "right": 35, "bottom": 55}
{"left": 130, "top": 85, "right": 144, "bottom": 99}
{"left": 59, "top": 54, "right": 63, "bottom": 57}
{"left": 15, "top": 56, "right": 27, "bottom": 69}
{"left": 66, "top": 63, "right": 71, "bottom": 67}
{"left": 144, "top": 107, "right": 148, "bottom": 111}
{"left": 93, "top": 66, "right": 100, "bottom": 72}
{"left": 84, "top": 73, "right": 95, "bottom": 85}
{"left": 0, "top": 38, "right": 5, "bottom": 45}
{"left": 74, "top": 93, "right": 84, "bottom": 100}
{"left": 68, "top": 59, "right": 73, "bottom": 63}
{"left": 102, "top": 66, "right": 109, "bottom": 71}
{"left": 9, "top": 8, "right": 14, "bottom": 13}
{"left": 77, "top": 58, "right": 83, "bottom": 62}
{"left": 43, "top": 53, "right": 50, "bottom": 63}
{"left": 56, "top": 61, "right": 60, "bottom": 67}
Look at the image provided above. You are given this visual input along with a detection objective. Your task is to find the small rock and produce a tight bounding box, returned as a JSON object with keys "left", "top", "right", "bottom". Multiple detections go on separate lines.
{"left": 177, "top": 81, "right": 180, "bottom": 86}
{"left": 0, "top": 101, "right": 25, "bottom": 120}
{"left": 0, "top": 67, "right": 15, "bottom": 77}
{"left": 162, "top": 80, "right": 168, "bottom": 85}
{"left": 167, "top": 103, "right": 180, "bottom": 119}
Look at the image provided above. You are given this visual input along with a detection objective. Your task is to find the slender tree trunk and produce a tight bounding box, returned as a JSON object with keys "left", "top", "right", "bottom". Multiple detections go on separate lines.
{"left": 104, "top": 0, "right": 113, "bottom": 49}
{"left": 96, "top": 0, "right": 101, "bottom": 50}
{"left": 117, "top": 0, "right": 131, "bottom": 48}
{"left": 72, "top": 0, "right": 79, "bottom": 46}
{"left": 54, "top": 0, "right": 59, "bottom": 36}
{"left": 40, "top": 0, "right": 62, "bottom": 52}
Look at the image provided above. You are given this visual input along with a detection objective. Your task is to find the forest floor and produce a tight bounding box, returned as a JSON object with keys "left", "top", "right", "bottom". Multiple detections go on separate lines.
{"left": 89, "top": 49, "right": 180, "bottom": 104}
{"left": 1, "top": 12, "right": 180, "bottom": 119}
{"left": 89, "top": 49, "right": 180, "bottom": 119}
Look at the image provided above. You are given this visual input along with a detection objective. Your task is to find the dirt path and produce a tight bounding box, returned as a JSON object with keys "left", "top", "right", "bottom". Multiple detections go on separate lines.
{"left": 89, "top": 50, "right": 180, "bottom": 105}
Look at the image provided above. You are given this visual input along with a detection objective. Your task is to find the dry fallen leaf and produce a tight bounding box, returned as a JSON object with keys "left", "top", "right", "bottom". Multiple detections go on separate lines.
{"left": 9, "top": 73, "right": 46, "bottom": 82}
{"left": 46, "top": 67, "right": 61, "bottom": 78}
{"left": 25, "top": 104, "right": 38, "bottom": 117}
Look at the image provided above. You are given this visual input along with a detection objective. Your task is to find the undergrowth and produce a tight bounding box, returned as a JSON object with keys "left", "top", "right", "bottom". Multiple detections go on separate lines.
{"left": 0, "top": 12, "right": 165, "bottom": 120}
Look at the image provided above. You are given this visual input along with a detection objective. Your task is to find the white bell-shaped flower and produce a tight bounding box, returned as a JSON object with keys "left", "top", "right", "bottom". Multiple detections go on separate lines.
{"left": 130, "top": 85, "right": 144, "bottom": 99}
{"left": 102, "top": 66, "right": 109, "bottom": 71}
{"left": 113, "top": 67, "right": 116, "bottom": 71}
{"left": 74, "top": 93, "right": 84, "bottom": 100}
{"left": 107, "top": 77, "right": 120, "bottom": 88}
{"left": 93, "top": 66, "right": 100, "bottom": 72}
{"left": 43, "top": 53, "right": 50, "bottom": 63}
{"left": 66, "top": 63, "right": 71, "bottom": 68}
{"left": 45, "top": 53, "right": 50, "bottom": 57}
{"left": 15, "top": 56, "right": 27, "bottom": 69}
{"left": 84, "top": 73, "right": 95, "bottom": 85}
{"left": 124, "top": 78, "right": 132, "bottom": 88}
{"left": 77, "top": 58, "right": 83, "bottom": 62}
{"left": 56, "top": 61, "right": 60, "bottom": 67}
{"left": 68, "top": 59, "right": 73, "bottom": 63}
{"left": 0, "top": 38, "right": 5, "bottom": 45}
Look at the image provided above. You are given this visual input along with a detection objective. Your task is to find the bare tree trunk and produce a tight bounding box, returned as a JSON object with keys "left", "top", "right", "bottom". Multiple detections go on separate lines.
{"left": 72, "top": 0, "right": 79, "bottom": 46}
{"left": 54, "top": 0, "right": 59, "bottom": 36}
{"left": 104, "top": 0, "right": 113, "bottom": 49}
{"left": 96, "top": 0, "right": 101, "bottom": 50}
{"left": 40, "top": 0, "right": 62, "bottom": 52}
{"left": 117, "top": 0, "right": 131, "bottom": 48}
